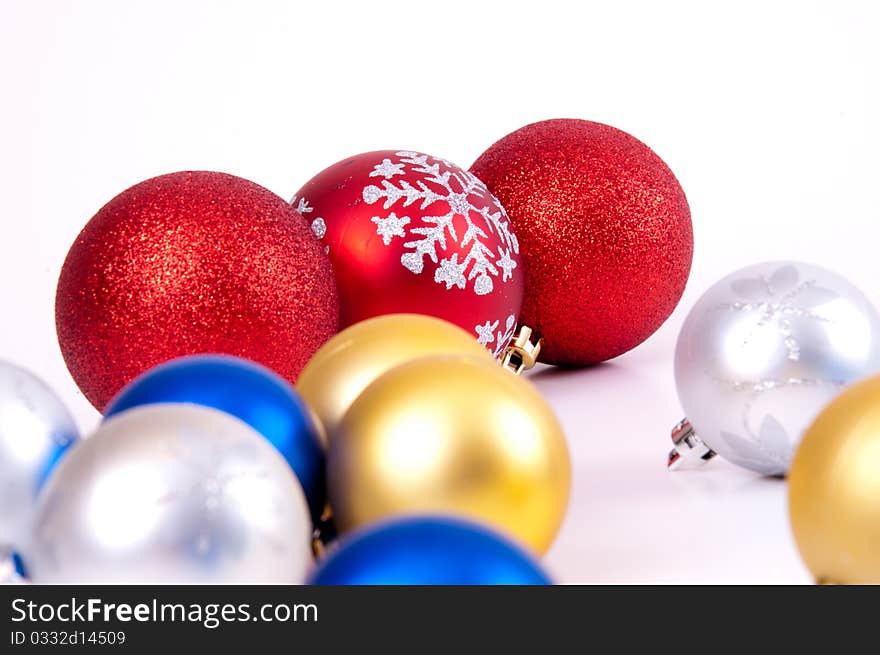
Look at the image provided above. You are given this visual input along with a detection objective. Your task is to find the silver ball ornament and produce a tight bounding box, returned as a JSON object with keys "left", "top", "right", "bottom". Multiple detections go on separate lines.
{"left": 673, "top": 261, "right": 880, "bottom": 475}
{"left": 0, "top": 360, "right": 78, "bottom": 549}
{"left": 28, "top": 404, "right": 313, "bottom": 584}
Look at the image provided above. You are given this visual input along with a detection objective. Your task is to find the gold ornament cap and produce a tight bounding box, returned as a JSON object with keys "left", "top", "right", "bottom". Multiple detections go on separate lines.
{"left": 501, "top": 325, "right": 543, "bottom": 375}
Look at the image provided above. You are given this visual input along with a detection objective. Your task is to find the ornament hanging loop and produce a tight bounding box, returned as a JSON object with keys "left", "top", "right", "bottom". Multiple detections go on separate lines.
{"left": 667, "top": 418, "right": 717, "bottom": 469}
{"left": 501, "top": 326, "right": 543, "bottom": 375}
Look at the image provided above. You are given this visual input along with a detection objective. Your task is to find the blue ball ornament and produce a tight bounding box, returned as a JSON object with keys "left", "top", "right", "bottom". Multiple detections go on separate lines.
{"left": 104, "top": 354, "right": 325, "bottom": 520}
{"left": 309, "top": 516, "right": 552, "bottom": 585}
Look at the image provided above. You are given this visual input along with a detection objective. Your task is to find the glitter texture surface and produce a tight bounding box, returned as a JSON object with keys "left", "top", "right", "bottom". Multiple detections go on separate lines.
{"left": 56, "top": 171, "right": 339, "bottom": 410}
{"left": 471, "top": 119, "right": 693, "bottom": 365}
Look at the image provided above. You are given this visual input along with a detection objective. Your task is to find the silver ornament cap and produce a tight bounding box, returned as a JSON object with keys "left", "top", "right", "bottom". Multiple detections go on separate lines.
{"left": 27, "top": 404, "right": 313, "bottom": 584}
{"left": 672, "top": 261, "right": 880, "bottom": 475}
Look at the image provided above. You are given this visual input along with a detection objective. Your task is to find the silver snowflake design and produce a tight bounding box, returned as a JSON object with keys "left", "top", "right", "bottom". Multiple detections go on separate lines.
{"left": 360, "top": 151, "right": 519, "bottom": 296}
{"left": 475, "top": 314, "right": 517, "bottom": 358}
{"left": 497, "top": 250, "right": 517, "bottom": 281}
{"left": 435, "top": 254, "right": 467, "bottom": 290}
{"left": 369, "top": 158, "right": 405, "bottom": 179}
{"left": 720, "top": 416, "right": 792, "bottom": 472}
{"left": 724, "top": 264, "right": 838, "bottom": 362}
{"left": 712, "top": 265, "right": 842, "bottom": 470}
{"left": 292, "top": 195, "right": 327, "bottom": 241}
{"left": 372, "top": 212, "right": 410, "bottom": 245}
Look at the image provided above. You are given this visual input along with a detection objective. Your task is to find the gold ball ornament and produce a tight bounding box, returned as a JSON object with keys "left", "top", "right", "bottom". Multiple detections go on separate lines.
{"left": 296, "top": 314, "right": 493, "bottom": 445}
{"left": 327, "top": 355, "right": 571, "bottom": 554}
{"left": 789, "top": 374, "right": 880, "bottom": 584}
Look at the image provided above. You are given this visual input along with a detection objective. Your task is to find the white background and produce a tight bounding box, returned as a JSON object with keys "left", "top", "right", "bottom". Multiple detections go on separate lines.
{"left": 3, "top": 0, "right": 878, "bottom": 583}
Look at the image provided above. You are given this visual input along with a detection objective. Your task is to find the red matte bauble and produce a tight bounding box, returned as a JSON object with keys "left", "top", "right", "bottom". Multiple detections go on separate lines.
{"left": 56, "top": 171, "right": 339, "bottom": 410}
{"left": 292, "top": 150, "right": 524, "bottom": 356}
{"left": 471, "top": 119, "right": 693, "bottom": 365}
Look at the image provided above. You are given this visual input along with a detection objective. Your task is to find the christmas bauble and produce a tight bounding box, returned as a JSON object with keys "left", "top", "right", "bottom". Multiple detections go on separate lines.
{"left": 310, "top": 516, "right": 551, "bottom": 585}
{"left": 327, "top": 355, "right": 570, "bottom": 554}
{"left": 297, "top": 314, "right": 494, "bottom": 444}
{"left": 28, "top": 404, "right": 313, "bottom": 584}
{"left": 674, "top": 261, "right": 880, "bottom": 475}
{"left": 292, "top": 150, "right": 523, "bottom": 353}
{"left": 471, "top": 118, "right": 692, "bottom": 365}
{"left": 789, "top": 375, "right": 880, "bottom": 583}
{"left": 0, "top": 360, "right": 79, "bottom": 550}
{"left": 104, "top": 354, "right": 325, "bottom": 521}
{"left": 56, "top": 171, "right": 339, "bottom": 410}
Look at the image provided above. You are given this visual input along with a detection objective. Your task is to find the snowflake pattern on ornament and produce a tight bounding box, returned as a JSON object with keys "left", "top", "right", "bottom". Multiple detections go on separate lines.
{"left": 475, "top": 314, "right": 517, "bottom": 358}
{"left": 722, "top": 264, "right": 838, "bottom": 363}
{"left": 292, "top": 196, "right": 329, "bottom": 253}
{"left": 361, "top": 152, "right": 519, "bottom": 296}
{"left": 712, "top": 264, "right": 843, "bottom": 471}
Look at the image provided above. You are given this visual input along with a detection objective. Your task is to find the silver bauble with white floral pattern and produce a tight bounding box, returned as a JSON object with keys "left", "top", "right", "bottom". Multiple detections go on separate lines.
{"left": 674, "top": 261, "right": 880, "bottom": 475}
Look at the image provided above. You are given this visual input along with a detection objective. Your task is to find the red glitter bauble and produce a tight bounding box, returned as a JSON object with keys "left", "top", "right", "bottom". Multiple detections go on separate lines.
{"left": 56, "top": 171, "right": 339, "bottom": 410}
{"left": 471, "top": 119, "right": 693, "bottom": 365}
{"left": 292, "top": 150, "right": 524, "bottom": 356}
